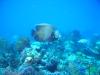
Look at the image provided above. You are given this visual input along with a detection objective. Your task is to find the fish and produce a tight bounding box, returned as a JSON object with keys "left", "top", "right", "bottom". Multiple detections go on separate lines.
{"left": 31, "top": 23, "right": 55, "bottom": 42}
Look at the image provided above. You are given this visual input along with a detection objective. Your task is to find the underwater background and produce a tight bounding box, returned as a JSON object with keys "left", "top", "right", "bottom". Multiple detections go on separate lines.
{"left": 0, "top": 0, "right": 100, "bottom": 75}
{"left": 0, "top": 0, "right": 100, "bottom": 38}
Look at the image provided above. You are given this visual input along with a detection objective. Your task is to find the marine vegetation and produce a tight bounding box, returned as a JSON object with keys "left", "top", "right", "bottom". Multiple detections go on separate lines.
{"left": 0, "top": 23, "right": 100, "bottom": 75}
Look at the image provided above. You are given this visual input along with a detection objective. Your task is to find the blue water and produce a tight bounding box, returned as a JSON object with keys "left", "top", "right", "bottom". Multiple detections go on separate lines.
{"left": 0, "top": 0, "right": 100, "bottom": 38}
{"left": 1, "top": 0, "right": 100, "bottom": 75}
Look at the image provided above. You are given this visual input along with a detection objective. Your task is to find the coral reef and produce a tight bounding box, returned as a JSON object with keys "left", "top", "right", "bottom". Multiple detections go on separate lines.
{"left": 14, "top": 36, "right": 30, "bottom": 53}
{"left": 0, "top": 24, "right": 100, "bottom": 75}
{"left": 0, "top": 37, "right": 9, "bottom": 54}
